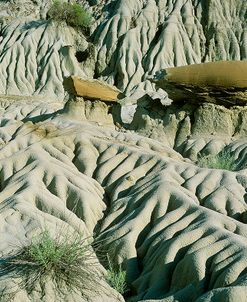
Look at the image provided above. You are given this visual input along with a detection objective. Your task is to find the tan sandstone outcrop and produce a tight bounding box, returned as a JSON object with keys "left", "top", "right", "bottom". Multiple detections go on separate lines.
{"left": 68, "top": 76, "right": 121, "bottom": 101}
{"left": 155, "top": 61, "right": 247, "bottom": 88}
{"left": 153, "top": 61, "right": 247, "bottom": 105}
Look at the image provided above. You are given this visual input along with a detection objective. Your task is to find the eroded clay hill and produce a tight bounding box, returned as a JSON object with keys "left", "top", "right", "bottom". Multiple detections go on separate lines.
{"left": 0, "top": 0, "right": 246, "bottom": 97}
{"left": 0, "top": 98, "right": 246, "bottom": 301}
{"left": 93, "top": 0, "right": 247, "bottom": 92}
{"left": 0, "top": 0, "right": 247, "bottom": 302}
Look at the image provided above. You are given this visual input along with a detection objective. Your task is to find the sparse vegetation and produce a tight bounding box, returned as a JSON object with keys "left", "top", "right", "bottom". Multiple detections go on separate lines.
{"left": 197, "top": 150, "right": 237, "bottom": 171}
{"left": 48, "top": 0, "right": 92, "bottom": 28}
{"left": 0, "top": 229, "right": 101, "bottom": 297}
{"left": 106, "top": 254, "right": 127, "bottom": 295}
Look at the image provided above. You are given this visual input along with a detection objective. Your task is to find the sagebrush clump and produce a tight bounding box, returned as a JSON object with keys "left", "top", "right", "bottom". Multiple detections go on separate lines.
{"left": 48, "top": 0, "right": 92, "bottom": 28}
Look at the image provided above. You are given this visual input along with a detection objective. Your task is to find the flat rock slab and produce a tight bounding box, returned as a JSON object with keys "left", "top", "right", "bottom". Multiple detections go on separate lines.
{"left": 66, "top": 76, "right": 121, "bottom": 102}
{"left": 154, "top": 61, "right": 247, "bottom": 106}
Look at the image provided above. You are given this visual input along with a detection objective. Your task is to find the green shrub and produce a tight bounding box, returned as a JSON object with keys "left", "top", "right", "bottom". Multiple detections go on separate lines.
{"left": 106, "top": 254, "right": 127, "bottom": 295}
{"left": 48, "top": 0, "right": 92, "bottom": 28}
{"left": 197, "top": 150, "right": 237, "bottom": 171}
{"left": 0, "top": 229, "right": 101, "bottom": 296}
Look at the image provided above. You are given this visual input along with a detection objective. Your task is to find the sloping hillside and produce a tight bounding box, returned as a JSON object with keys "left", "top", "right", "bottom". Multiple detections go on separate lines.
{"left": 0, "top": 1, "right": 246, "bottom": 302}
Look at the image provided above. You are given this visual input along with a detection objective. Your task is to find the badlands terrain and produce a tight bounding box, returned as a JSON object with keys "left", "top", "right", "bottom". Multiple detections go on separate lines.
{"left": 0, "top": 0, "right": 246, "bottom": 301}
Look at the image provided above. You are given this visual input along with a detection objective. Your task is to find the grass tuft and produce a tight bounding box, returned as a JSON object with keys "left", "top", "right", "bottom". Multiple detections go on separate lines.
{"left": 0, "top": 229, "right": 102, "bottom": 297}
{"left": 48, "top": 0, "right": 92, "bottom": 28}
{"left": 197, "top": 150, "right": 237, "bottom": 171}
{"left": 106, "top": 254, "right": 127, "bottom": 295}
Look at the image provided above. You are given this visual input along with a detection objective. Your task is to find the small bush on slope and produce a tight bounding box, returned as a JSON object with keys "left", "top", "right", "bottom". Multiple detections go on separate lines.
{"left": 197, "top": 150, "right": 238, "bottom": 171}
{"left": 106, "top": 254, "right": 127, "bottom": 295}
{"left": 0, "top": 230, "right": 102, "bottom": 297}
{"left": 48, "top": 0, "right": 92, "bottom": 28}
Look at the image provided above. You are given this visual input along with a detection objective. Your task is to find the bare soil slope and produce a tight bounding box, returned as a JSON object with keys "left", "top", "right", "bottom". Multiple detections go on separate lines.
{"left": 0, "top": 98, "right": 246, "bottom": 302}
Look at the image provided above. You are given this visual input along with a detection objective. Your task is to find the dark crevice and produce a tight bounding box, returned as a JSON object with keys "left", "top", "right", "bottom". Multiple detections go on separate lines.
{"left": 142, "top": 24, "right": 163, "bottom": 70}
{"left": 75, "top": 50, "right": 89, "bottom": 63}
{"left": 92, "top": 191, "right": 112, "bottom": 238}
